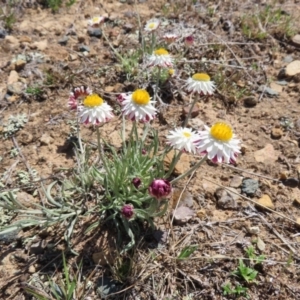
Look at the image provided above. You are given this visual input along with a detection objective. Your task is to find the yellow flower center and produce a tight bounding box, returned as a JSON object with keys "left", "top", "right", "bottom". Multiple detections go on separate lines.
{"left": 192, "top": 73, "right": 211, "bottom": 81}
{"left": 92, "top": 17, "right": 100, "bottom": 23}
{"left": 154, "top": 48, "right": 169, "bottom": 56}
{"left": 149, "top": 23, "right": 156, "bottom": 29}
{"left": 210, "top": 123, "right": 233, "bottom": 142}
{"left": 132, "top": 89, "right": 150, "bottom": 105}
{"left": 83, "top": 94, "right": 103, "bottom": 107}
{"left": 169, "top": 69, "right": 175, "bottom": 76}
{"left": 183, "top": 131, "right": 191, "bottom": 138}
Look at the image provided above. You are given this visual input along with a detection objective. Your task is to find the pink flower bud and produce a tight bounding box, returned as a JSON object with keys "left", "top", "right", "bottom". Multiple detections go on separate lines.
{"left": 117, "top": 93, "right": 126, "bottom": 103}
{"left": 141, "top": 149, "right": 147, "bottom": 155}
{"left": 121, "top": 204, "right": 134, "bottom": 219}
{"left": 148, "top": 179, "right": 172, "bottom": 199}
{"left": 184, "top": 35, "right": 194, "bottom": 47}
{"left": 132, "top": 177, "right": 142, "bottom": 189}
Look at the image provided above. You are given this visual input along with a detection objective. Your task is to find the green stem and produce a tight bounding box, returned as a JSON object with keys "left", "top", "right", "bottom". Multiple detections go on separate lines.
{"left": 154, "top": 67, "right": 161, "bottom": 103}
{"left": 171, "top": 154, "right": 208, "bottom": 184}
{"left": 121, "top": 115, "right": 126, "bottom": 149}
{"left": 102, "top": 29, "right": 126, "bottom": 65}
{"left": 183, "top": 93, "right": 198, "bottom": 127}
{"left": 141, "top": 122, "right": 150, "bottom": 142}
{"left": 151, "top": 31, "right": 156, "bottom": 52}
{"left": 96, "top": 127, "right": 107, "bottom": 169}
{"left": 165, "top": 150, "right": 183, "bottom": 178}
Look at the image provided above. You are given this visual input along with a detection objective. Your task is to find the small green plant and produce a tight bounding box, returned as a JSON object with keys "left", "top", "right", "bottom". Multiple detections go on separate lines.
{"left": 46, "top": 0, "right": 62, "bottom": 13}
{"left": 26, "top": 86, "right": 43, "bottom": 97}
{"left": 2, "top": 12, "right": 16, "bottom": 30}
{"left": 177, "top": 245, "right": 198, "bottom": 260}
{"left": 25, "top": 253, "right": 88, "bottom": 300}
{"left": 223, "top": 283, "right": 249, "bottom": 298}
{"left": 9, "top": 147, "right": 18, "bottom": 158}
{"left": 241, "top": 5, "right": 296, "bottom": 40}
{"left": 17, "top": 169, "right": 40, "bottom": 193}
{"left": 245, "top": 245, "right": 265, "bottom": 264}
{"left": 66, "top": 0, "right": 76, "bottom": 7}
{"left": 232, "top": 259, "right": 258, "bottom": 283}
{"left": 1, "top": 114, "right": 28, "bottom": 139}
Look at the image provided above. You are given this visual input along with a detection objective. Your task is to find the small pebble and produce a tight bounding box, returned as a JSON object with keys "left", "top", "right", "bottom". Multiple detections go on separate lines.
{"left": 0, "top": 28, "right": 7, "bottom": 38}
{"left": 87, "top": 28, "right": 102, "bottom": 38}
{"left": 28, "top": 265, "right": 36, "bottom": 274}
{"left": 58, "top": 36, "right": 69, "bottom": 45}
{"left": 271, "top": 127, "right": 283, "bottom": 139}
{"left": 229, "top": 176, "right": 243, "bottom": 188}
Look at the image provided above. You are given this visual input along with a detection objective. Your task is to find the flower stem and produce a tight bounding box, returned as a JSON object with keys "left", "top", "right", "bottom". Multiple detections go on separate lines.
{"left": 171, "top": 154, "right": 208, "bottom": 184}
{"left": 102, "top": 29, "right": 126, "bottom": 65}
{"left": 96, "top": 126, "right": 107, "bottom": 169}
{"left": 165, "top": 150, "right": 183, "bottom": 178}
{"left": 121, "top": 115, "right": 126, "bottom": 149}
{"left": 151, "top": 31, "right": 156, "bottom": 53}
{"left": 141, "top": 122, "right": 150, "bottom": 142}
{"left": 153, "top": 67, "right": 161, "bottom": 103}
{"left": 183, "top": 93, "right": 198, "bottom": 127}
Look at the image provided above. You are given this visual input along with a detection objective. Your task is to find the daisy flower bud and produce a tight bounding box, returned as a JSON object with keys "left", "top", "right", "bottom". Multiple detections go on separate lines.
{"left": 68, "top": 86, "right": 92, "bottom": 110}
{"left": 149, "top": 179, "right": 172, "bottom": 200}
{"left": 132, "top": 178, "right": 142, "bottom": 189}
{"left": 163, "top": 33, "right": 178, "bottom": 44}
{"left": 197, "top": 122, "right": 241, "bottom": 164}
{"left": 121, "top": 204, "right": 134, "bottom": 219}
{"left": 184, "top": 35, "right": 194, "bottom": 47}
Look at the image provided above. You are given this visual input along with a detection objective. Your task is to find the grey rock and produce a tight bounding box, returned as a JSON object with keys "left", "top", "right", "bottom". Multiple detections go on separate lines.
{"left": 78, "top": 44, "right": 90, "bottom": 52}
{"left": 283, "top": 55, "right": 294, "bottom": 63}
{"left": 96, "top": 277, "right": 121, "bottom": 298}
{"left": 241, "top": 178, "right": 259, "bottom": 196}
{"left": 29, "top": 240, "right": 47, "bottom": 255}
{"left": 258, "top": 85, "right": 279, "bottom": 97}
{"left": 0, "top": 228, "right": 20, "bottom": 244}
{"left": 276, "top": 80, "right": 288, "bottom": 86}
{"left": 0, "top": 28, "right": 7, "bottom": 38}
{"left": 7, "top": 82, "right": 24, "bottom": 95}
{"left": 215, "top": 187, "right": 239, "bottom": 209}
{"left": 153, "top": 230, "right": 168, "bottom": 244}
{"left": 173, "top": 206, "right": 196, "bottom": 225}
{"left": 58, "top": 36, "right": 69, "bottom": 45}
{"left": 291, "top": 34, "right": 300, "bottom": 48}
{"left": 87, "top": 28, "right": 102, "bottom": 38}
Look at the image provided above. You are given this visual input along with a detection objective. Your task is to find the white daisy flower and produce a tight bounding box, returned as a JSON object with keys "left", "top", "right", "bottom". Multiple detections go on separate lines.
{"left": 185, "top": 73, "right": 216, "bottom": 95}
{"left": 196, "top": 122, "right": 241, "bottom": 163}
{"left": 147, "top": 48, "right": 173, "bottom": 68}
{"left": 167, "top": 127, "right": 200, "bottom": 154}
{"left": 121, "top": 89, "right": 156, "bottom": 122}
{"left": 163, "top": 33, "right": 178, "bottom": 44}
{"left": 144, "top": 18, "right": 160, "bottom": 32}
{"left": 68, "top": 86, "right": 92, "bottom": 110}
{"left": 88, "top": 16, "right": 105, "bottom": 27}
{"left": 78, "top": 94, "right": 114, "bottom": 125}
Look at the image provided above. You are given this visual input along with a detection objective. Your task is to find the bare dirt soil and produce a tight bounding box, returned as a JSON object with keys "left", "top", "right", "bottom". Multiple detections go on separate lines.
{"left": 1, "top": 0, "right": 300, "bottom": 299}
